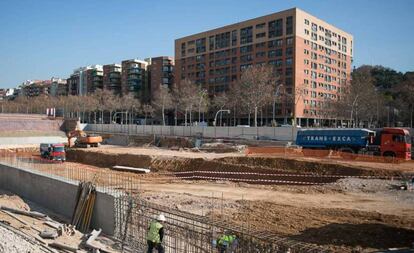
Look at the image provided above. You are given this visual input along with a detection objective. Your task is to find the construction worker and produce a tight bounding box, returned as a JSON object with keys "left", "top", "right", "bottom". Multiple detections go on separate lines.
{"left": 216, "top": 230, "right": 237, "bottom": 253}
{"left": 147, "top": 214, "right": 166, "bottom": 253}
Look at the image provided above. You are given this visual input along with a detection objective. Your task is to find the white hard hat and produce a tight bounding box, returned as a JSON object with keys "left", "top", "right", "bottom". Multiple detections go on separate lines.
{"left": 157, "top": 214, "right": 166, "bottom": 222}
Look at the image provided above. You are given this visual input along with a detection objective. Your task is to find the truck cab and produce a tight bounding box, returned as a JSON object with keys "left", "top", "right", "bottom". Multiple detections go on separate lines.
{"left": 377, "top": 128, "right": 411, "bottom": 160}
{"left": 40, "top": 143, "right": 66, "bottom": 162}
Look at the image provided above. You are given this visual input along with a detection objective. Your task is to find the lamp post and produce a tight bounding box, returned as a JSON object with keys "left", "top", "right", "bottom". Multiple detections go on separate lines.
{"left": 214, "top": 109, "right": 230, "bottom": 126}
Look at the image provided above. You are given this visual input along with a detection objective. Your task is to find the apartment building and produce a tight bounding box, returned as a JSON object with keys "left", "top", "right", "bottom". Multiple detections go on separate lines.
{"left": 86, "top": 66, "right": 104, "bottom": 93}
{"left": 175, "top": 8, "right": 353, "bottom": 125}
{"left": 49, "top": 78, "right": 68, "bottom": 96}
{"left": 121, "top": 59, "right": 149, "bottom": 101}
{"left": 103, "top": 64, "right": 122, "bottom": 95}
{"left": 67, "top": 65, "right": 102, "bottom": 96}
{"left": 21, "top": 80, "right": 52, "bottom": 97}
{"left": 146, "top": 56, "right": 174, "bottom": 99}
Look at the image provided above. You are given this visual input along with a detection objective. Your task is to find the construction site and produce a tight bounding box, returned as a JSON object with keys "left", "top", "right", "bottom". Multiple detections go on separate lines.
{"left": 0, "top": 114, "right": 413, "bottom": 253}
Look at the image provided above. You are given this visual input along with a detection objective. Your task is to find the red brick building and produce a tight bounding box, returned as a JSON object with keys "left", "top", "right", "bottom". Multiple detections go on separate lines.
{"left": 175, "top": 8, "right": 353, "bottom": 126}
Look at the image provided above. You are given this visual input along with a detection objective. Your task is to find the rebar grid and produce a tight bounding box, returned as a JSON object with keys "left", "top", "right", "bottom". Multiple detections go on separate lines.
{"left": 0, "top": 154, "right": 330, "bottom": 253}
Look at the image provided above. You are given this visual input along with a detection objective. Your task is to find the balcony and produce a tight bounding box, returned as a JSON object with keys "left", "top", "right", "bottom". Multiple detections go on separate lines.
{"left": 128, "top": 68, "right": 142, "bottom": 74}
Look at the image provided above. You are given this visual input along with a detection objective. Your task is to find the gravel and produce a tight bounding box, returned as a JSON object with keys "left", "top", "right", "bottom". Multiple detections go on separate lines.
{"left": 0, "top": 225, "right": 44, "bottom": 253}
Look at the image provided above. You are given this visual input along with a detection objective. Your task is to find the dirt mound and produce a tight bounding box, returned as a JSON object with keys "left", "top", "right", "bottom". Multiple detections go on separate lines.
{"left": 67, "top": 149, "right": 404, "bottom": 179}
{"left": 67, "top": 149, "right": 152, "bottom": 168}
{"left": 219, "top": 156, "right": 403, "bottom": 177}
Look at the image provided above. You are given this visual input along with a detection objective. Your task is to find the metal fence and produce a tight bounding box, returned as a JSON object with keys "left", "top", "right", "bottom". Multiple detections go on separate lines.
{"left": 0, "top": 154, "right": 328, "bottom": 253}
{"left": 85, "top": 124, "right": 298, "bottom": 141}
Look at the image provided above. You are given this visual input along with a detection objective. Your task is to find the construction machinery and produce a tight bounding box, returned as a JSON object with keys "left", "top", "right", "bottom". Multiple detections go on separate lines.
{"left": 67, "top": 129, "right": 102, "bottom": 148}
{"left": 40, "top": 143, "right": 66, "bottom": 161}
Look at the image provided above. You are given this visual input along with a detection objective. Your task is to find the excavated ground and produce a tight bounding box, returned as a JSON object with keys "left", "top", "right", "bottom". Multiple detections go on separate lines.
{"left": 4, "top": 145, "right": 414, "bottom": 252}
{"left": 66, "top": 146, "right": 412, "bottom": 178}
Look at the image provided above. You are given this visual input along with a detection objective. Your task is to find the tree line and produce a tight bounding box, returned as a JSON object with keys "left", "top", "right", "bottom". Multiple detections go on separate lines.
{"left": 1, "top": 64, "right": 413, "bottom": 127}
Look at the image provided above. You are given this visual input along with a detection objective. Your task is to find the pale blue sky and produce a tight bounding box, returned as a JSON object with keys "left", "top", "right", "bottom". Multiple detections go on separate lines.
{"left": 0, "top": 0, "right": 413, "bottom": 88}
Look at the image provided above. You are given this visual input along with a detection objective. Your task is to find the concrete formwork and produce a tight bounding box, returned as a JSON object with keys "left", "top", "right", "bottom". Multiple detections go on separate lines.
{"left": 0, "top": 163, "right": 116, "bottom": 235}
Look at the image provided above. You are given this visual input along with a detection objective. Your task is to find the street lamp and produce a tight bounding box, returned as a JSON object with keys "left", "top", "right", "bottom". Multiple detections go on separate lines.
{"left": 214, "top": 109, "right": 230, "bottom": 126}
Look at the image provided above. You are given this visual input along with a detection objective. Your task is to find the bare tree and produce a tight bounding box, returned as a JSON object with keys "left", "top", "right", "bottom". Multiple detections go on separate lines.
{"left": 178, "top": 79, "right": 198, "bottom": 126}
{"left": 142, "top": 104, "right": 154, "bottom": 125}
{"left": 239, "top": 65, "right": 277, "bottom": 126}
{"left": 212, "top": 92, "right": 229, "bottom": 126}
{"left": 152, "top": 85, "right": 173, "bottom": 125}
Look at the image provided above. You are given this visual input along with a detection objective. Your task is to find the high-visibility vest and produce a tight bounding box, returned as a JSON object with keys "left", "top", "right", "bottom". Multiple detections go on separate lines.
{"left": 218, "top": 234, "right": 236, "bottom": 246}
{"left": 147, "top": 221, "right": 163, "bottom": 243}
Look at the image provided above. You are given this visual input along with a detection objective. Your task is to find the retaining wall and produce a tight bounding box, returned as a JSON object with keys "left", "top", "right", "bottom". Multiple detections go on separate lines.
{"left": 0, "top": 163, "right": 115, "bottom": 235}
{"left": 0, "top": 136, "right": 67, "bottom": 146}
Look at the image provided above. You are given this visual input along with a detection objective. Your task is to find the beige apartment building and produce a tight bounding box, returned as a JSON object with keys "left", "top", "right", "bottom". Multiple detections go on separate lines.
{"left": 175, "top": 8, "right": 353, "bottom": 126}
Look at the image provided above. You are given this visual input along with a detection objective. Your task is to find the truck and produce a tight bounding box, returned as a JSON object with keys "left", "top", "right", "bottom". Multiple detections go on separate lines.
{"left": 40, "top": 143, "right": 66, "bottom": 161}
{"left": 295, "top": 128, "right": 411, "bottom": 160}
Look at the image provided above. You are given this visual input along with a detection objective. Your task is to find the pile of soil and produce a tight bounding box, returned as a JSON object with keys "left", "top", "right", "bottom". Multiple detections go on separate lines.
{"left": 67, "top": 149, "right": 404, "bottom": 177}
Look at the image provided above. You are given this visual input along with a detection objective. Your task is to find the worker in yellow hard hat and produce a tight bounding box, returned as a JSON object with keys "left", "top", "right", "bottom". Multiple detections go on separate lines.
{"left": 147, "top": 214, "right": 166, "bottom": 253}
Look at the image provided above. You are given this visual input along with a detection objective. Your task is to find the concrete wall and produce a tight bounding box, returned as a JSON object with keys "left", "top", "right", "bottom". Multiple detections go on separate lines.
{"left": 0, "top": 136, "right": 67, "bottom": 147}
{"left": 85, "top": 124, "right": 298, "bottom": 141}
{"left": 0, "top": 164, "right": 115, "bottom": 235}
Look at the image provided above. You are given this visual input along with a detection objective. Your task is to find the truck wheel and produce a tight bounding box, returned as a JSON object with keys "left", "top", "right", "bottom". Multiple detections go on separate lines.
{"left": 383, "top": 152, "right": 396, "bottom": 163}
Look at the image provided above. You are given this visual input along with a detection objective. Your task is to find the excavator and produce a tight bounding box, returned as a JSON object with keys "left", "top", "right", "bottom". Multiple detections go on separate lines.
{"left": 67, "top": 121, "right": 102, "bottom": 148}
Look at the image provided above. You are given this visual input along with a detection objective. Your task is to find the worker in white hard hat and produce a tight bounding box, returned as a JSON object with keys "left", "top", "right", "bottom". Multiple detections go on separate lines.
{"left": 147, "top": 214, "right": 166, "bottom": 253}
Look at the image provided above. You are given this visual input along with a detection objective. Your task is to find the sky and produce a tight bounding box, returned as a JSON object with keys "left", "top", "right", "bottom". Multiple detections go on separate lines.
{"left": 0, "top": 0, "right": 413, "bottom": 88}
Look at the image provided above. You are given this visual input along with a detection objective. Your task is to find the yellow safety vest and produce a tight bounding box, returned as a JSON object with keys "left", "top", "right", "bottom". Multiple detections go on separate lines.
{"left": 218, "top": 234, "right": 236, "bottom": 246}
{"left": 147, "top": 221, "right": 163, "bottom": 243}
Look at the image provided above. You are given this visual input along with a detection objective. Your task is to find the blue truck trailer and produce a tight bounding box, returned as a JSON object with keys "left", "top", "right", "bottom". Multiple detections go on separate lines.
{"left": 296, "top": 128, "right": 412, "bottom": 160}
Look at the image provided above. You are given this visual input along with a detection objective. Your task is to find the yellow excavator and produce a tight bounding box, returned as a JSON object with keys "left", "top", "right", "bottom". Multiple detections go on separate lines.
{"left": 67, "top": 121, "right": 102, "bottom": 148}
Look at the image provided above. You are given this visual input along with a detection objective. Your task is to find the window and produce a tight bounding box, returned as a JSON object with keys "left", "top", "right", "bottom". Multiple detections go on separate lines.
{"left": 304, "top": 29, "right": 310, "bottom": 35}
{"left": 231, "top": 30, "right": 237, "bottom": 46}
{"left": 286, "top": 16, "right": 293, "bottom": 35}
{"left": 304, "top": 19, "right": 310, "bottom": 25}
{"left": 240, "top": 26, "right": 253, "bottom": 44}
{"left": 286, "top": 47, "right": 293, "bottom": 56}
{"left": 240, "top": 54, "right": 253, "bottom": 63}
{"left": 255, "top": 42, "right": 266, "bottom": 48}
{"left": 256, "top": 23, "right": 265, "bottom": 29}
{"left": 286, "top": 67, "right": 293, "bottom": 76}
{"left": 268, "top": 48, "right": 282, "bottom": 58}
{"left": 256, "top": 32, "right": 266, "bottom": 38}
{"left": 215, "top": 32, "right": 230, "bottom": 49}
{"left": 268, "top": 39, "right": 283, "bottom": 48}
{"left": 268, "top": 19, "right": 283, "bottom": 38}
{"left": 311, "top": 23, "right": 317, "bottom": 32}
{"left": 209, "top": 36, "right": 215, "bottom": 51}
{"left": 286, "top": 58, "right": 293, "bottom": 66}
{"left": 286, "top": 37, "right": 293, "bottom": 45}
{"left": 256, "top": 51, "right": 266, "bottom": 58}
{"left": 196, "top": 38, "right": 206, "bottom": 53}
{"left": 311, "top": 33, "right": 317, "bottom": 41}
{"left": 240, "top": 45, "right": 253, "bottom": 54}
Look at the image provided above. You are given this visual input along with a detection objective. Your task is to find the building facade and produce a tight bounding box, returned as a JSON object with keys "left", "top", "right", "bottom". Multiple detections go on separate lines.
{"left": 103, "top": 64, "right": 122, "bottom": 95}
{"left": 121, "top": 59, "right": 149, "bottom": 101}
{"left": 174, "top": 8, "right": 353, "bottom": 125}
{"left": 86, "top": 66, "right": 104, "bottom": 93}
{"left": 146, "top": 56, "right": 174, "bottom": 99}
{"left": 21, "top": 80, "right": 52, "bottom": 97}
{"left": 50, "top": 78, "right": 68, "bottom": 96}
